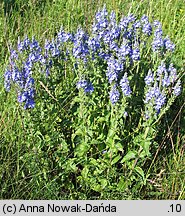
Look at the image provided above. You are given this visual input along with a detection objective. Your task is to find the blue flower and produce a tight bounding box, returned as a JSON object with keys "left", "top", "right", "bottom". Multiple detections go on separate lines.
{"left": 87, "top": 37, "right": 100, "bottom": 52}
{"left": 109, "top": 41, "right": 119, "bottom": 52}
{"left": 110, "top": 27, "right": 121, "bottom": 40}
{"left": 109, "top": 11, "right": 116, "bottom": 27}
{"left": 17, "top": 76, "right": 36, "bottom": 109}
{"left": 94, "top": 5, "right": 108, "bottom": 29}
{"left": 168, "top": 64, "right": 177, "bottom": 83}
{"left": 74, "top": 28, "right": 88, "bottom": 42}
{"left": 98, "top": 50, "right": 111, "bottom": 60}
{"left": 119, "top": 73, "right": 132, "bottom": 96}
{"left": 124, "top": 111, "right": 128, "bottom": 117}
{"left": 152, "top": 24, "right": 164, "bottom": 52}
{"left": 30, "top": 37, "right": 40, "bottom": 51}
{"left": 109, "top": 84, "right": 120, "bottom": 104}
{"left": 72, "top": 28, "right": 89, "bottom": 59}
{"left": 43, "top": 59, "right": 53, "bottom": 76}
{"left": 12, "top": 66, "right": 21, "bottom": 82}
{"left": 164, "top": 37, "right": 175, "bottom": 52}
{"left": 157, "top": 62, "right": 166, "bottom": 77}
{"left": 40, "top": 55, "right": 47, "bottom": 65}
{"left": 24, "top": 98, "right": 35, "bottom": 109}
{"left": 18, "top": 91, "right": 28, "bottom": 103}
{"left": 144, "top": 83, "right": 166, "bottom": 115}
{"left": 141, "top": 15, "right": 149, "bottom": 23}
{"left": 45, "top": 40, "right": 54, "bottom": 51}
{"left": 4, "top": 69, "right": 12, "bottom": 91}
{"left": 17, "top": 36, "right": 30, "bottom": 52}
{"left": 153, "top": 20, "right": 162, "bottom": 28}
{"left": 23, "top": 59, "right": 33, "bottom": 74}
{"left": 102, "top": 30, "right": 111, "bottom": 44}
{"left": 133, "top": 20, "right": 141, "bottom": 29}
{"left": 10, "top": 49, "right": 18, "bottom": 60}
{"left": 76, "top": 80, "right": 88, "bottom": 89}
{"left": 23, "top": 36, "right": 31, "bottom": 48}
{"left": 57, "top": 26, "right": 73, "bottom": 43}
{"left": 73, "top": 44, "right": 89, "bottom": 58}
{"left": 144, "top": 85, "right": 160, "bottom": 104}
{"left": 173, "top": 80, "right": 181, "bottom": 96}
{"left": 106, "top": 58, "right": 124, "bottom": 83}
{"left": 119, "top": 14, "right": 136, "bottom": 30}
{"left": 155, "top": 92, "right": 166, "bottom": 112}
{"left": 4, "top": 6, "right": 182, "bottom": 112}
{"left": 142, "top": 22, "right": 152, "bottom": 36}
{"left": 162, "top": 71, "right": 170, "bottom": 87}
{"left": 25, "top": 77, "right": 34, "bottom": 89}
{"left": 45, "top": 67, "right": 50, "bottom": 77}
{"left": 141, "top": 15, "right": 152, "bottom": 36}
{"left": 84, "top": 82, "right": 94, "bottom": 93}
{"left": 28, "top": 51, "right": 42, "bottom": 63}
{"left": 131, "top": 47, "right": 140, "bottom": 61}
{"left": 106, "top": 68, "right": 118, "bottom": 84}
{"left": 51, "top": 45, "right": 60, "bottom": 57}
{"left": 145, "top": 69, "right": 154, "bottom": 86}
{"left": 152, "top": 37, "right": 164, "bottom": 52}
{"left": 76, "top": 79, "right": 94, "bottom": 94}
{"left": 118, "top": 38, "right": 132, "bottom": 60}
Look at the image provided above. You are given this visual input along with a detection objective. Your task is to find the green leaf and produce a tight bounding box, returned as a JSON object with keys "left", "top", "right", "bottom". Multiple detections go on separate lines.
{"left": 135, "top": 166, "right": 145, "bottom": 180}
{"left": 81, "top": 165, "right": 89, "bottom": 179}
{"left": 97, "top": 117, "right": 106, "bottom": 122}
{"left": 121, "top": 151, "right": 136, "bottom": 163}
{"left": 90, "top": 158, "right": 99, "bottom": 166}
{"left": 115, "top": 142, "right": 124, "bottom": 152}
{"left": 100, "top": 179, "right": 108, "bottom": 189}
{"left": 74, "top": 142, "right": 89, "bottom": 157}
{"left": 71, "top": 128, "right": 84, "bottom": 142}
{"left": 117, "top": 176, "right": 127, "bottom": 192}
{"left": 141, "top": 139, "right": 151, "bottom": 157}
{"left": 107, "top": 128, "right": 116, "bottom": 140}
{"left": 111, "top": 155, "right": 121, "bottom": 165}
{"left": 97, "top": 133, "right": 105, "bottom": 141}
{"left": 62, "top": 158, "right": 77, "bottom": 172}
{"left": 133, "top": 134, "right": 151, "bottom": 157}
{"left": 93, "top": 184, "right": 101, "bottom": 192}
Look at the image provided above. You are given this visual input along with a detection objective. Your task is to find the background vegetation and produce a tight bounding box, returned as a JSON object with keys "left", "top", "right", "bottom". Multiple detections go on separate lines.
{"left": 0, "top": 0, "right": 184, "bottom": 199}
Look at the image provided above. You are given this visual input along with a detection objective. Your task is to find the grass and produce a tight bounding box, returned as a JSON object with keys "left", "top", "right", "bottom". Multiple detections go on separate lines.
{"left": 0, "top": 0, "right": 184, "bottom": 199}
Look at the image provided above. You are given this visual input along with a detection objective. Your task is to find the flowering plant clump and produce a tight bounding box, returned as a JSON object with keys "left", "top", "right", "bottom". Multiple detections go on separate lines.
{"left": 4, "top": 5, "right": 182, "bottom": 192}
